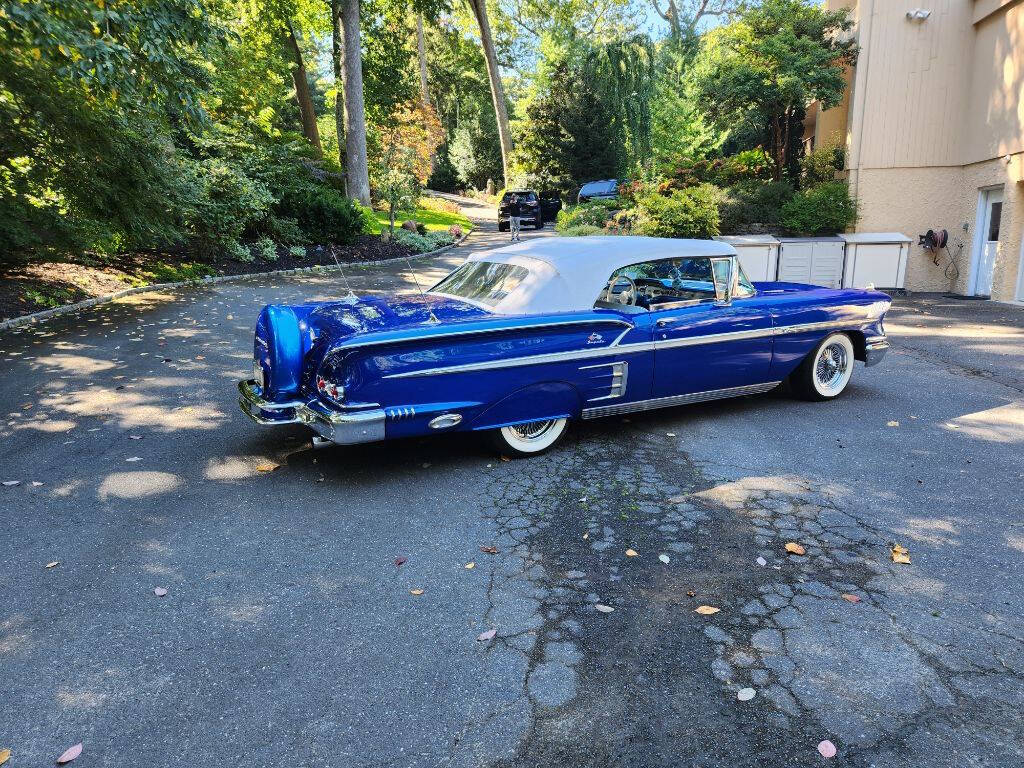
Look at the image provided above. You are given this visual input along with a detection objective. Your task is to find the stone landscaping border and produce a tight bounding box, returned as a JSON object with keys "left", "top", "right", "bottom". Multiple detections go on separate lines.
{"left": 0, "top": 233, "right": 471, "bottom": 331}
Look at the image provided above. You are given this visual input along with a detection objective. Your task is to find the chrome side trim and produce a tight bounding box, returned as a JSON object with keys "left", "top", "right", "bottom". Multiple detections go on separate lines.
{"left": 386, "top": 405, "right": 417, "bottom": 421}
{"left": 772, "top": 319, "right": 863, "bottom": 336}
{"left": 581, "top": 381, "right": 781, "bottom": 419}
{"left": 654, "top": 326, "right": 773, "bottom": 349}
{"left": 379, "top": 319, "right": 870, "bottom": 380}
{"left": 864, "top": 336, "right": 889, "bottom": 367}
{"left": 581, "top": 361, "right": 629, "bottom": 402}
{"left": 335, "top": 317, "right": 634, "bottom": 352}
{"left": 382, "top": 341, "right": 653, "bottom": 379}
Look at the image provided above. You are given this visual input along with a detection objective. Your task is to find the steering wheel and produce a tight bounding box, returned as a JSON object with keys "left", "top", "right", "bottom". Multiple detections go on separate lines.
{"left": 602, "top": 275, "right": 638, "bottom": 306}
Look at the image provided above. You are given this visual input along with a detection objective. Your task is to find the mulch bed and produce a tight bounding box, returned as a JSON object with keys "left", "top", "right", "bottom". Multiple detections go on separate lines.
{"left": 0, "top": 236, "right": 419, "bottom": 322}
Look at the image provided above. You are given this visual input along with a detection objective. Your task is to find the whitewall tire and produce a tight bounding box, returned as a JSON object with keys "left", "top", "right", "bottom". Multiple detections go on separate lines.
{"left": 792, "top": 333, "right": 855, "bottom": 401}
{"left": 490, "top": 418, "right": 568, "bottom": 457}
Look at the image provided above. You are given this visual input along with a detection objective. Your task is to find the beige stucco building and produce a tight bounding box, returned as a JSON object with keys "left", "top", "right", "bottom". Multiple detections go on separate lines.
{"left": 807, "top": 0, "right": 1024, "bottom": 303}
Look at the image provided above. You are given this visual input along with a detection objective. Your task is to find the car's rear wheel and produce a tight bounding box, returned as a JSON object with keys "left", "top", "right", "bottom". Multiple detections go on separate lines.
{"left": 489, "top": 418, "right": 568, "bottom": 457}
{"left": 791, "top": 332, "right": 855, "bottom": 401}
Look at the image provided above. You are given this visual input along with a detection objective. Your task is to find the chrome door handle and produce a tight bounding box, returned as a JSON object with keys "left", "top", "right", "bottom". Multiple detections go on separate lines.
{"left": 655, "top": 317, "right": 679, "bottom": 327}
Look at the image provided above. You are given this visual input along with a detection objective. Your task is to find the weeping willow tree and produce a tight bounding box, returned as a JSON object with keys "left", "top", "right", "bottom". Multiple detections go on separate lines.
{"left": 582, "top": 34, "right": 656, "bottom": 173}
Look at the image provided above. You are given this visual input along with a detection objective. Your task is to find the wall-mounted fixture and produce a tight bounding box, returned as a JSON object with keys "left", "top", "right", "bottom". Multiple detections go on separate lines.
{"left": 906, "top": 8, "right": 932, "bottom": 21}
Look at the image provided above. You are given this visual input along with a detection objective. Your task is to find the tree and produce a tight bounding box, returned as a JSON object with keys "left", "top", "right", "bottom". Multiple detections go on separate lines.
{"left": 338, "top": 0, "right": 372, "bottom": 203}
{"left": 285, "top": 20, "right": 324, "bottom": 157}
{"left": 691, "top": 0, "right": 856, "bottom": 182}
{"left": 416, "top": 14, "right": 432, "bottom": 105}
{"left": 466, "top": 0, "right": 512, "bottom": 184}
{"left": 651, "top": 0, "right": 737, "bottom": 40}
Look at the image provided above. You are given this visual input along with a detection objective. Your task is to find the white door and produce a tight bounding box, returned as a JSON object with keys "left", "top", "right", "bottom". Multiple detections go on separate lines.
{"left": 971, "top": 188, "right": 1003, "bottom": 296}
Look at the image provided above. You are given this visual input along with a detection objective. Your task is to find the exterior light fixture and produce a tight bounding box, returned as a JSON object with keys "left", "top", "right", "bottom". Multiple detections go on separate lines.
{"left": 906, "top": 8, "right": 931, "bottom": 21}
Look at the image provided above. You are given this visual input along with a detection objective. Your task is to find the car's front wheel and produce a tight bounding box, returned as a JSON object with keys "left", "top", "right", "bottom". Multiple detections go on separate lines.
{"left": 535, "top": 219, "right": 544, "bottom": 229}
{"left": 489, "top": 418, "right": 568, "bottom": 457}
{"left": 791, "top": 332, "right": 855, "bottom": 401}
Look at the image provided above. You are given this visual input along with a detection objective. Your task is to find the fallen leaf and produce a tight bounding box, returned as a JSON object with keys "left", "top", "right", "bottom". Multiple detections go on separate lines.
{"left": 57, "top": 743, "right": 82, "bottom": 764}
{"left": 737, "top": 687, "right": 756, "bottom": 701}
{"left": 126, "top": 456, "right": 143, "bottom": 463}
{"left": 255, "top": 463, "right": 278, "bottom": 472}
{"left": 479, "top": 545, "right": 498, "bottom": 555}
{"left": 500, "top": 456, "right": 510, "bottom": 462}
{"left": 0, "top": 748, "right": 10, "bottom": 765}
{"left": 695, "top": 605, "right": 720, "bottom": 615}
{"left": 658, "top": 554, "right": 670, "bottom": 564}
{"left": 153, "top": 587, "right": 167, "bottom": 597}
{"left": 31, "top": 481, "right": 43, "bottom": 487}
{"left": 394, "top": 556, "right": 408, "bottom": 567}
{"left": 2, "top": 481, "right": 20, "bottom": 487}
{"left": 817, "top": 740, "right": 837, "bottom": 759}
{"left": 887, "top": 420, "right": 900, "bottom": 427}
{"left": 756, "top": 556, "right": 768, "bottom": 567}
{"left": 45, "top": 561, "right": 59, "bottom": 569}
{"left": 409, "top": 588, "right": 424, "bottom": 596}
{"left": 582, "top": 533, "right": 589, "bottom": 540}
{"left": 477, "top": 628, "right": 497, "bottom": 641}
{"left": 784, "top": 542, "right": 806, "bottom": 556}
{"left": 625, "top": 548, "right": 639, "bottom": 557}
{"left": 129, "top": 435, "right": 143, "bottom": 440}
{"left": 666, "top": 432, "right": 676, "bottom": 437}
{"left": 686, "top": 590, "right": 696, "bottom": 598}
{"left": 594, "top": 604, "right": 615, "bottom": 613}
{"left": 841, "top": 593, "right": 861, "bottom": 603}
{"left": 465, "top": 562, "right": 475, "bottom": 569}
{"left": 891, "top": 544, "right": 911, "bottom": 564}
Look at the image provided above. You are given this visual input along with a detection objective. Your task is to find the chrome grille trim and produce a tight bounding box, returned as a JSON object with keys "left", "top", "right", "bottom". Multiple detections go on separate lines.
{"left": 581, "top": 361, "right": 629, "bottom": 402}
{"left": 581, "top": 381, "right": 781, "bottom": 419}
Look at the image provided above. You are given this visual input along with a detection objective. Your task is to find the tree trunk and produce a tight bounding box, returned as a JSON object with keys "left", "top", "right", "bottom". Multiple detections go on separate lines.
{"left": 416, "top": 14, "right": 431, "bottom": 106}
{"left": 285, "top": 21, "right": 323, "bottom": 159}
{"left": 331, "top": 0, "right": 346, "bottom": 177}
{"left": 339, "top": 0, "right": 371, "bottom": 205}
{"left": 467, "top": 0, "right": 512, "bottom": 184}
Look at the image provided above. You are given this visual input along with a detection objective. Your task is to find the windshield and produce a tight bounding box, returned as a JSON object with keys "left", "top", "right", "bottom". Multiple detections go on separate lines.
{"left": 502, "top": 191, "right": 537, "bottom": 203}
{"left": 430, "top": 261, "right": 529, "bottom": 308}
{"left": 580, "top": 181, "right": 617, "bottom": 196}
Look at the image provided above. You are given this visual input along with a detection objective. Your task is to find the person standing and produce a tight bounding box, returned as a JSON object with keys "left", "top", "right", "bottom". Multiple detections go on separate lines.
{"left": 508, "top": 194, "right": 522, "bottom": 242}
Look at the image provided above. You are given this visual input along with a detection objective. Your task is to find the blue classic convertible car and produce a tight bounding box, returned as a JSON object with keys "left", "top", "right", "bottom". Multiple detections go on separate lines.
{"left": 239, "top": 237, "right": 891, "bottom": 455}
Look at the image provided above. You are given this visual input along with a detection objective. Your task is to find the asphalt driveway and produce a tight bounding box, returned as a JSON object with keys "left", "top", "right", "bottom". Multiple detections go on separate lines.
{"left": 2, "top": 219, "right": 1023, "bottom": 767}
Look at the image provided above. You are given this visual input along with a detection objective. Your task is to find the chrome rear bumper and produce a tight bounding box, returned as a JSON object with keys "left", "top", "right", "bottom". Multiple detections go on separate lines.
{"left": 238, "top": 380, "right": 385, "bottom": 445}
{"left": 864, "top": 335, "right": 889, "bottom": 367}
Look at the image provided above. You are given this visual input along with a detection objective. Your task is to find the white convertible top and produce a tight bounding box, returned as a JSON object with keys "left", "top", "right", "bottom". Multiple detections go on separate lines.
{"left": 440, "top": 236, "right": 737, "bottom": 315}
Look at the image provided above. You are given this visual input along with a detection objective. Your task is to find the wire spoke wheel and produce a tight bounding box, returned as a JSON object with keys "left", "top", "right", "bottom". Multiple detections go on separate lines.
{"left": 493, "top": 417, "right": 568, "bottom": 456}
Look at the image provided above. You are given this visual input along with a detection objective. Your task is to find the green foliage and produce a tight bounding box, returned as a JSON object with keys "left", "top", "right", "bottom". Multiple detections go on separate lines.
{"left": 555, "top": 200, "right": 620, "bottom": 232}
{"left": 255, "top": 236, "right": 278, "bottom": 261}
{"left": 277, "top": 184, "right": 366, "bottom": 244}
{"left": 560, "top": 225, "right": 607, "bottom": 237}
{"left": 780, "top": 182, "right": 857, "bottom": 236}
{"left": 142, "top": 260, "right": 216, "bottom": 283}
{"left": 632, "top": 185, "right": 720, "bottom": 239}
{"left": 800, "top": 138, "right": 845, "bottom": 187}
{"left": 389, "top": 229, "right": 455, "bottom": 253}
{"left": 719, "top": 180, "right": 794, "bottom": 234}
{"left": 289, "top": 245, "right": 306, "bottom": 258}
{"left": 691, "top": 0, "right": 856, "bottom": 180}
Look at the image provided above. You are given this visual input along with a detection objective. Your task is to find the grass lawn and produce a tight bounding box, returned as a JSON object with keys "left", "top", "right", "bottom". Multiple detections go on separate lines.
{"left": 369, "top": 202, "right": 473, "bottom": 235}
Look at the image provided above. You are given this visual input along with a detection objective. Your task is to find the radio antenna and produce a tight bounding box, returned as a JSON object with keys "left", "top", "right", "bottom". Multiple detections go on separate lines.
{"left": 329, "top": 245, "right": 359, "bottom": 304}
{"left": 403, "top": 252, "right": 440, "bottom": 324}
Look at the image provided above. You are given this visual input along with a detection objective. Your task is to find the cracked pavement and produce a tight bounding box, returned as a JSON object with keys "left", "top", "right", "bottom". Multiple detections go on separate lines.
{"left": 2, "top": 216, "right": 1023, "bottom": 766}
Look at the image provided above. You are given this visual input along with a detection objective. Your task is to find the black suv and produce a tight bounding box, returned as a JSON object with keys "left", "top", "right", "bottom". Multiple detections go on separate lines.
{"left": 497, "top": 190, "right": 562, "bottom": 231}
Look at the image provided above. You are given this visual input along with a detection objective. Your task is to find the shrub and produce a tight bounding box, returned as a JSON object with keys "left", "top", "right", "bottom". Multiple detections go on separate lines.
{"left": 390, "top": 229, "right": 455, "bottom": 253}
{"left": 358, "top": 204, "right": 378, "bottom": 234}
{"left": 226, "top": 240, "right": 254, "bottom": 262}
{"left": 255, "top": 236, "right": 277, "bottom": 261}
{"left": 186, "top": 159, "right": 275, "bottom": 256}
{"left": 277, "top": 186, "right": 365, "bottom": 244}
{"left": 781, "top": 182, "right": 857, "bottom": 236}
{"left": 262, "top": 215, "right": 307, "bottom": 246}
{"left": 448, "top": 224, "right": 464, "bottom": 239}
{"left": 719, "top": 180, "right": 794, "bottom": 234}
{"left": 801, "top": 139, "right": 845, "bottom": 187}
{"left": 288, "top": 245, "right": 306, "bottom": 258}
{"left": 560, "top": 225, "right": 606, "bottom": 237}
{"left": 632, "top": 184, "right": 721, "bottom": 239}
{"left": 555, "top": 199, "right": 619, "bottom": 232}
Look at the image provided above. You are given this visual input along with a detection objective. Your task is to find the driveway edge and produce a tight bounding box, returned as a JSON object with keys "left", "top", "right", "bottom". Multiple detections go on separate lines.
{"left": 0, "top": 233, "right": 471, "bottom": 331}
